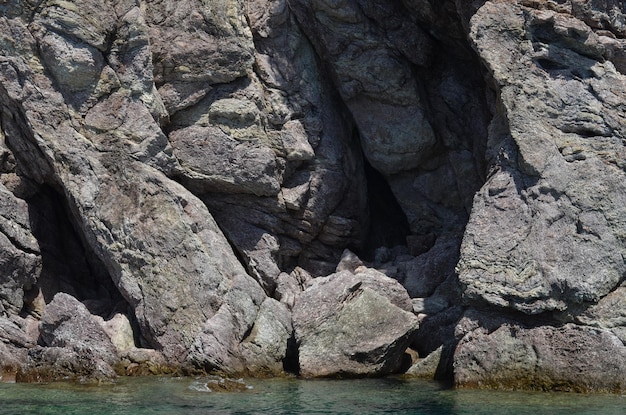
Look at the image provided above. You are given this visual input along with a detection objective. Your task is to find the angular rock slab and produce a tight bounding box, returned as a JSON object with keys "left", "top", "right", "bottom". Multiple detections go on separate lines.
{"left": 454, "top": 320, "right": 626, "bottom": 393}
{"left": 39, "top": 293, "right": 119, "bottom": 364}
{"left": 0, "top": 316, "right": 36, "bottom": 379}
{"left": 240, "top": 298, "right": 293, "bottom": 376}
{"left": 0, "top": 182, "right": 41, "bottom": 314}
{"left": 18, "top": 293, "right": 120, "bottom": 383}
{"left": 293, "top": 269, "right": 418, "bottom": 377}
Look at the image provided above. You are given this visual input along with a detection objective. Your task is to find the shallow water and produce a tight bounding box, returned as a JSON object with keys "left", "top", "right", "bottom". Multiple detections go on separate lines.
{"left": 1, "top": 376, "right": 625, "bottom": 415}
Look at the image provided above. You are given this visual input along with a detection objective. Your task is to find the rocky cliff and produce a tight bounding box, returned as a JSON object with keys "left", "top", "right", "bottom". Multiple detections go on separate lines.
{"left": 1, "top": 0, "right": 625, "bottom": 392}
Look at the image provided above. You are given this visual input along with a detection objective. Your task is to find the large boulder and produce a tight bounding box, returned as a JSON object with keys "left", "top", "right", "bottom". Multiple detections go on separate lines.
{"left": 39, "top": 293, "right": 119, "bottom": 364}
{"left": 454, "top": 312, "right": 626, "bottom": 393}
{"left": 18, "top": 292, "right": 120, "bottom": 382}
{"left": 293, "top": 269, "right": 418, "bottom": 377}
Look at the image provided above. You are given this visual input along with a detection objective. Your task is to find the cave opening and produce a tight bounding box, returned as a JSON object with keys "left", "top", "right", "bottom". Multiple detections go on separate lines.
{"left": 24, "top": 185, "right": 130, "bottom": 320}
{"left": 356, "top": 158, "right": 410, "bottom": 262}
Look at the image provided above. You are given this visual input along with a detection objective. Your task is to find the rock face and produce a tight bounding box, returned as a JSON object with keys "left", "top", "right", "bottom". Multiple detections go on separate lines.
{"left": 1, "top": 0, "right": 626, "bottom": 392}
{"left": 454, "top": 0, "right": 626, "bottom": 391}
{"left": 459, "top": 0, "right": 626, "bottom": 316}
{"left": 454, "top": 312, "right": 626, "bottom": 392}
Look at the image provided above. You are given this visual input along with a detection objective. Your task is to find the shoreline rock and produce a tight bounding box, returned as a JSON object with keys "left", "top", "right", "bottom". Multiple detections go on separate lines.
{"left": 293, "top": 269, "right": 419, "bottom": 378}
{"left": 1, "top": 0, "right": 626, "bottom": 392}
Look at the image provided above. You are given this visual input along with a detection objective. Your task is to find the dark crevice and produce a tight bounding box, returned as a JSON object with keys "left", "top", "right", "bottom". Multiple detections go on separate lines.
{"left": 26, "top": 185, "right": 127, "bottom": 317}
{"left": 282, "top": 331, "right": 300, "bottom": 375}
{"left": 195, "top": 192, "right": 278, "bottom": 297}
{"left": 535, "top": 57, "right": 569, "bottom": 71}
{"left": 356, "top": 158, "right": 410, "bottom": 262}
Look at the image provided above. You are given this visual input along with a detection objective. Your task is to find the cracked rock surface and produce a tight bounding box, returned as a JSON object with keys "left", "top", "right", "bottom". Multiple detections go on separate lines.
{"left": 1, "top": 0, "right": 626, "bottom": 392}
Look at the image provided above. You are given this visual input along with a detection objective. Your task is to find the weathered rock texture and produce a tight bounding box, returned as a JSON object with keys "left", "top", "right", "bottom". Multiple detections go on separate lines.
{"left": 18, "top": 292, "right": 120, "bottom": 382}
{"left": 454, "top": 0, "right": 626, "bottom": 391}
{"left": 293, "top": 268, "right": 418, "bottom": 377}
{"left": 454, "top": 311, "right": 626, "bottom": 393}
{"left": 1, "top": 0, "right": 626, "bottom": 392}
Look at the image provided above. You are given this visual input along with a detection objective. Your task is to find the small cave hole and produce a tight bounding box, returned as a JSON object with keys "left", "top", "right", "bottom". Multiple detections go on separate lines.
{"left": 356, "top": 159, "right": 410, "bottom": 261}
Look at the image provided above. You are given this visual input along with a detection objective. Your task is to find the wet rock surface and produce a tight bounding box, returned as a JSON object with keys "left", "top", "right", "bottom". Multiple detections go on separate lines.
{"left": 0, "top": 0, "right": 625, "bottom": 392}
{"left": 454, "top": 311, "right": 626, "bottom": 393}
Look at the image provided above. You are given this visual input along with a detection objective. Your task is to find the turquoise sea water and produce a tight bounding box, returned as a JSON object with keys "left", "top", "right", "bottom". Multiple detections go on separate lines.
{"left": 1, "top": 377, "right": 625, "bottom": 415}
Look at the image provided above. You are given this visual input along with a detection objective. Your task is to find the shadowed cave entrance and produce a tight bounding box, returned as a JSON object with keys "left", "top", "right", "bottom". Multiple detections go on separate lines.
{"left": 356, "top": 159, "right": 411, "bottom": 262}
{"left": 24, "top": 185, "right": 140, "bottom": 344}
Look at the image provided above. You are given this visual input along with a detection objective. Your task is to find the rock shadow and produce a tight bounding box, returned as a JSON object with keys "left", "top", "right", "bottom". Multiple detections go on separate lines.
{"left": 26, "top": 185, "right": 133, "bottom": 324}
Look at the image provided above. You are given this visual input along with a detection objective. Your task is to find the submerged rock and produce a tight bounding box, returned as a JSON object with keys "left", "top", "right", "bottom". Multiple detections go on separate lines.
{"left": 188, "top": 376, "right": 252, "bottom": 393}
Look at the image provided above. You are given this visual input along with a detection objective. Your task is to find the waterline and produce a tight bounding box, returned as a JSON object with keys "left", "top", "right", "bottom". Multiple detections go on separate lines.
{"left": 1, "top": 376, "right": 625, "bottom": 414}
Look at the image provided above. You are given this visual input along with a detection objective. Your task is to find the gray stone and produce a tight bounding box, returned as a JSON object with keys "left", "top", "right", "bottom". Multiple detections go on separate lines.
{"left": 454, "top": 317, "right": 626, "bottom": 393}
{"left": 96, "top": 312, "right": 136, "bottom": 354}
{"left": 274, "top": 268, "right": 312, "bottom": 309}
{"left": 398, "top": 235, "right": 461, "bottom": 298}
{"left": 16, "top": 292, "right": 120, "bottom": 383}
{"left": 240, "top": 298, "right": 292, "bottom": 376}
{"left": 0, "top": 183, "right": 41, "bottom": 314}
{"left": 185, "top": 273, "right": 266, "bottom": 374}
{"left": 0, "top": 316, "right": 35, "bottom": 380}
{"left": 459, "top": 1, "right": 626, "bottom": 315}
{"left": 335, "top": 249, "right": 364, "bottom": 273}
{"left": 289, "top": 0, "right": 436, "bottom": 177}
{"left": 2, "top": 0, "right": 626, "bottom": 392}
{"left": 289, "top": 0, "right": 488, "bottom": 245}
{"left": 0, "top": 2, "right": 268, "bottom": 373}
{"left": 120, "top": 348, "right": 173, "bottom": 376}
{"left": 169, "top": 124, "right": 283, "bottom": 197}
{"left": 18, "top": 346, "right": 117, "bottom": 384}
{"left": 39, "top": 293, "right": 119, "bottom": 367}
{"left": 405, "top": 345, "right": 443, "bottom": 379}
{"left": 293, "top": 269, "right": 418, "bottom": 377}
{"left": 37, "top": 30, "right": 104, "bottom": 92}
{"left": 452, "top": 0, "right": 626, "bottom": 391}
